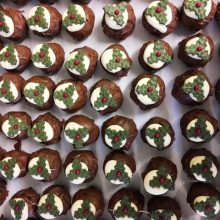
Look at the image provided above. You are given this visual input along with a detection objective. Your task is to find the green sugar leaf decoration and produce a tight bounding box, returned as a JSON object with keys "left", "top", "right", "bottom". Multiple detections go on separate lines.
{"left": 136, "top": 76, "right": 160, "bottom": 102}
{"left": 149, "top": 167, "right": 174, "bottom": 190}
{"left": 65, "top": 126, "right": 89, "bottom": 149}
{"left": 28, "top": 120, "right": 48, "bottom": 142}
{"left": 0, "top": 157, "right": 17, "bottom": 180}
{"left": 183, "top": 75, "right": 206, "bottom": 102}
{"left": 151, "top": 210, "right": 174, "bottom": 220}
{"left": 28, "top": 157, "right": 50, "bottom": 180}
{"left": 63, "top": 4, "right": 85, "bottom": 28}
{"left": 0, "top": 11, "right": 9, "bottom": 33}
{"left": 53, "top": 84, "right": 76, "bottom": 108}
{"left": 191, "top": 157, "right": 214, "bottom": 182}
{"left": 146, "top": 124, "right": 170, "bottom": 150}
{"left": 0, "top": 80, "right": 15, "bottom": 102}
{"left": 94, "top": 87, "right": 117, "bottom": 110}
{"left": 185, "top": 0, "right": 209, "bottom": 20}
{"left": 106, "top": 160, "right": 131, "bottom": 184}
{"left": 66, "top": 159, "right": 89, "bottom": 181}
{"left": 147, "top": 40, "right": 172, "bottom": 65}
{"left": 104, "top": 2, "right": 127, "bottom": 26}
{"left": 185, "top": 37, "right": 209, "bottom": 60}
{"left": 9, "top": 199, "right": 25, "bottom": 220}
{"left": 114, "top": 195, "right": 138, "bottom": 219}
{"left": 74, "top": 200, "right": 96, "bottom": 220}
{"left": 105, "top": 128, "right": 129, "bottom": 150}
{"left": 186, "top": 117, "right": 212, "bottom": 142}
{"left": 146, "top": 0, "right": 169, "bottom": 25}
{"left": 194, "top": 196, "right": 218, "bottom": 219}
{"left": 38, "top": 194, "right": 60, "bottom": 217}
{"left": 65, "top": 51, "right": 87, "bottom": 75}
{"left": 27, "top": 6, "right": 49, "bottom": 29}
{"left": 0, "top": 44, "right": 17, "bottom": 65}
{"left": 106, "top": 48, "right": 130, "bottom": 71}
{"left": 23, "top": 83, "right": 46, "bottom": 107}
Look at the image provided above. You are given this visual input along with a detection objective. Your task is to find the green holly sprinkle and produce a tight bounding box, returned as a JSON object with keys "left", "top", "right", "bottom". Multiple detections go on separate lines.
{"left": 185, "top": 37, "right": 209, "bottom": 60}
{"left": 0, "top": 80, "right": 15, "bottom": 102}
{"left": 186, "top": 117, "right": 212, "bottom": 142}
{"left": 93, "top": 87, "right": 117, "bottom": 110}
{"left": 63, "top": 4, "right": 85, "bottom": 28}
{"left": 194, "top": 196, "right": 218, "bottom": 218}
{"left": 184, "top": 0, "right": 209, "bottom": 20}
{"left": 136, "top": 76, "right": 159, "bottom": 102}
{"left": 149, "top": 167, "right": 174, "bottom": 190}
{"left": 104, "top": 2, "right": 127, "bottom": 26}
{"left": 0, "top": 11, "right": 9, "bottom": 33}
{"left": 0, "top": 157, "right": 17, "bottom": 180}
{"left": 74, "top": 200, "right": 96, "bottom": 220}
{"left": 151, "top": 210, "right": 174, "bottom": 220}
{"left": 106, "top": 160, "right": 131, "bottom": 184}
{"left": 28, "top": 120, "right": 48, "bottom": 142}
{"left": 28, "top": 157, "right": 50, "bottom": 180}
{"left": 105, "top": 127, "right": 129, "bottom": 150}
{"left": 114, "top": 195, "right": 138, "bottom": 219}
{"left": 65, "top": 51, "right": 87, "bottom": 75}
{"left": 27, "top": 6, "right": 49, "bottom": 29}
{"left": 32, "top": 44, "right": 52, "bottom": 67}
{"left": 9, "top": 199, "right": 25, "bottom": 220}
{"left": 0, "top": 44, "right": 17, "bottom": 66}
{"left": 147, "top": 40, "right": 172, "bottom": 65}
{"left": 38, "top": 194, "right": 60, "bottom": 217}
{"left": 146, "top": 0, "right": 169, "bottom": 25}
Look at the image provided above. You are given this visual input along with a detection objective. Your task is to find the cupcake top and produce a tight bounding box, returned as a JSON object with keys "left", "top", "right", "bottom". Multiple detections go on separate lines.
{"left": 150, "top": 209, "right": 178, "bottom": 220}
{"left": 9, "top": 198, "right": 28, "bottom": 220}
{"left": 0, "top": 10, "right": 15, "bottom": 38}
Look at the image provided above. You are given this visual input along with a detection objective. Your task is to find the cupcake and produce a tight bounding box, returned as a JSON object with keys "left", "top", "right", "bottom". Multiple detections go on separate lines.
{"left": 9, "top": 0, "right": 29, "bottom": 5}
{"left": 0, "top": 179, "right": 8, "bottom": 206}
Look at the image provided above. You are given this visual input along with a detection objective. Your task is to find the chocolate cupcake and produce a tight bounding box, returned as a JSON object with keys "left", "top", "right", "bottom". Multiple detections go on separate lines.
{"left": 90, "top": 79, "right": 123, "bottom": 115}
{"left": 9, "top": 0, "right": 29, "bottom": 5}
{"left": 27, "top": 5, "right": 62, "bottom": 39}
{"left": 130, "top": 74, "right": 165, "bottom": 110}
{"left": 28, "top": 148, "right": 62, "bottom": 182}
{"left": 0, "top": 179, "right": 8, "bottom": 206}
{"left": 102, "top": 2, "right": 136, "bottom": 40}
{"left": 103, "top": 151, "right": 136, "bottom": 185}
{"left": 64, "top": 150, "right": 98, "bottom": 184}
{"left": 142, "top": 157, "right": 177, "bottom": 195}
{"left": 181, "top": 0, "right": 216, "bottom": 30}
{"left": 71, "top": 0, "right": 91, "bottom": 3}
{"left": 187, "top": 182, "right": 220, "bottom": 218}
{"left": 62, "top": 4, "right": 95, "bottom": 41}
{"left": 65, "top": 46, "right": 98, "bottom": 82}
{"left": 138, "top": 40, "right": 173, "bottom": 73}
{"left": 28, "top": 113, "right": 62, "bottom": 145}
{"left": 148, "top": 196, "right": 182, "bottom": 220}
{"left": 172, "top": 69, "right": 212, "bottom": 105}
{"left": 1, "top": 111, "right": 31, "bottom": 141}
{"left": 182, "top": 148, "right": 219, "bottom": 182}
{"left": 22, "top": 76, "right": 55, "bottom": 111}
{"left": 108, "top": 188, "right": 144, "bottom": 220}
{"left": 142, "top": 0, "right": 179, "bottom": 37}
{"left": 39, "top": 0, "right": 56, "bottom": 4}
{"left": 53, "top": 79, "right": 87, "bottom": 113}
{"left": 0, "top": 72, "right": 24, "bottom": 104}
{"left": 101, "top": 115, "right": 137, "bottom": 151}
{"left": 64, "top": 115, "right": 99, "bottom": 149}
{"left": 37, "top": 185, "right": 71, "bottom": 220}
{"left": 9, "top": 188, "right": 39, "bottom": 220}
{"left": 31, "top": 43, "right": 64, "bottom": 75}
{"left": 71, "top": 187, "right": 104, "bottom": 220}
{"left": 178, "top": 33, "right": 214, "bottom": 67}
{"left": 141, "top": 117, "right": 175, "bottom": 150}
{"left": 100, "top": 44, "right": 132, "bottom": 78}
{"left": 0, "top": 43, "right": 31, "bottom": 73}
{"left": 180, "top": 109, "right": 219, "bottom": 143}
{"left": 0, "top": 6, "right": 28, "bottom": 42}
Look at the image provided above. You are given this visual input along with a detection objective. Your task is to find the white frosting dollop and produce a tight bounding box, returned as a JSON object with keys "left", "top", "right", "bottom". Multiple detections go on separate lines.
{"left": 11, "top": 198, "right": 29, "bottom": 220}
{"left": 0, "top": 13, "right": 14, "bottom": 38}
{"left": 0, "top": 157, "right": 20, "bottom": 179}
{"left": 0, "top": 80, "right": 18, "bottom": 103}
{"left": 2, "top": 118, "right": 22, "bottom": 138}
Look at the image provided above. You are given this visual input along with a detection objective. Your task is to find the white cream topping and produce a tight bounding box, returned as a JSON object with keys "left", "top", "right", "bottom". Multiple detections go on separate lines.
{"left": 0, "top": 157, "right": 20, "bottom": 179}
{"left": 2, "top": 118, "right": 22, "bottom": 138}
{"left": 0, "top": 13, "right": 14, "bottom": 38}
{"left": 146, "top": 1, "right": 172, "bottom": 33}
{"left": 62, "top": 5, "right": 86, "bottom": 32}
{"left": 0, "top": 80, "right": 18, "bottom": 103}
{"left": 151, "top": 209, "right": 177, "bottom": 220}
{"left": 135, "top": 78, "right": 160, "bottom": 105}
{"left": 38, "top": 194, "right": 63, "bottom": 219}
{"left": 24, "top": 82, "right": 50, "bottom": 105}
{"left": 28, "top": 6, "right": 51, "bottom": 32}
{"left": 0, "top": 46, "right": 19, "bottom": 69}
{"left": 143, "top": 169, "right": 172, "bottom": 195}
{"left": 11, "top": 198, "right": 28, "bottom": 220}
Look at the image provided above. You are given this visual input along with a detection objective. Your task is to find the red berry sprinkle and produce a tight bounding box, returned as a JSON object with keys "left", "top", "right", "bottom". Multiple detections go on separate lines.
{"left": 0, "top": 21, "right": 4, "bottom": 27}
{"left": 205, "top": 205, "right": 212, "bottom": 212}
{"left": 69, "top": 14, "right": 76, "bottom": 20}
{"left": 34, "top": 16, "right": 40, "bottom": 22}
{"left": 159, "top": 176, "right": 166, "bottom": 183}
{"left": 46, "top": 204, "right": 52, "bottom": 210}
{"left": 154, "top": 133, "right": 160, "bottom": 139}
{"left": 159, "top": 217, "right": 165, "bottom": 220}
{"left": 156, "top": 51, "right": 161, "bottom": 57}
{"left": 1, "top": 88, "right": 7, "bottom": 94}
{"left": 195, "top": 2, "right": 202, "bottom": 8}
{"left": 195, "top": 128, "right": 202, "bottom": 135}
{"left": 83, "top": 208, "right": 90, "bottom": 216}
{"left": 39, "top": 51, "right": 45, "bottom": 59}
{"left": 63, "top": 92, "right": 69, "bottom": 98}
{"left": 37, "top": 166, "right": 43, "bottom": 173}
{"left": 34, "top": 91, "right": 40, "bottom": 96}
{"left": 15, "top": 205, "right": 20, "bottom": 211}
{"left": 122, "top": 207, "right": 129, "bottom": 213}
{"left": 13, "top": 124, "right": 19, "bottom": 130}
{"left": 194, "top": 85, "right": 200, "bottom": 91}
{"left": 113, "top": 136, "right": 120, "bottom": 142}
{"left": 114, "top": 9, "right": 120, "bottom": 15}
{"left": 3, "top": 165, "right": 10, "bottom": 171}
{"left": 116, "top": 170, "right": 122, "bottom": 177}
{"left": 196, "top": 46, "right": 203, "bottom": 52}
{"left": 156, "top": 7, "right": 162, "bottom": 13}
{"left": 74, "top": 60, "right": 80, "bottom": 65}
{"left": 203, "top": 166, "right": 209, "bottom": 173}
{"left": 75, "top": 134, "right": 81, "bottom": 140}
{"left": 101, "top": 97, "right": 108, "bottom": 103}
{"left": 147, "top": 87, "right": 153, "bottom": 93}
{"left": 5, "top": 51, "right": 10, "bottom": 58}
{"left": 115, "top": 57, "right": 121, "bottom": 63}
{"left": 35, "top": 129, "right": 40, "bottom": 135}
{"left": 75, "top": 169, "right": 81, "bottom": 175}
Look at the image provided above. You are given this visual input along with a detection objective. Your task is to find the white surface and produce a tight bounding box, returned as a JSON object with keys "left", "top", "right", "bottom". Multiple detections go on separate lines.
{"left": 0, "top": 0, "right": 220, "bottom": 220}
